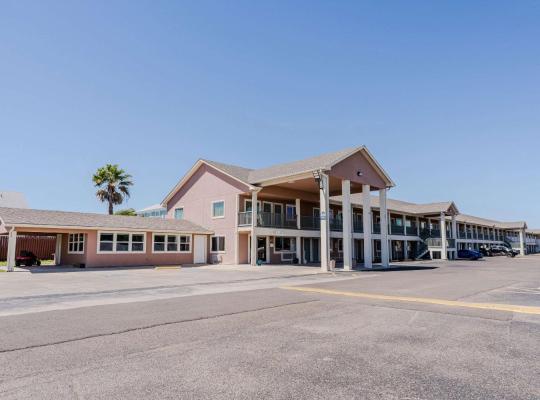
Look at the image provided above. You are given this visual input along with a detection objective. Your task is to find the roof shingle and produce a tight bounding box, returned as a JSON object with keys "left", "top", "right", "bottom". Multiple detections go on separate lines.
{"left": 0, "top": 207, "right": 212, "bottom": 233}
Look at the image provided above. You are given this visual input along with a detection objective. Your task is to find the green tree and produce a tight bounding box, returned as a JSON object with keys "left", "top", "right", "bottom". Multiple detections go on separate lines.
{"left": 92, "top": 164, "right": 133, "bottom": 215}
{"left": 114, "top": 208, "right": 137, "bottom": 216}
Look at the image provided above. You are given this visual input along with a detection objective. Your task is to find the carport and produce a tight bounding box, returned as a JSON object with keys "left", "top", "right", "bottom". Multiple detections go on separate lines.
{"left": 0, "top": 207, "right": 212, "bottom": 271}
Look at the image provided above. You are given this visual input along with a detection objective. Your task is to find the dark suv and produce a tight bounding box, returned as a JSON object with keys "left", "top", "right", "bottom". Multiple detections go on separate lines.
{"left": 15, "top": 251, "right": 41, "bottom": 267}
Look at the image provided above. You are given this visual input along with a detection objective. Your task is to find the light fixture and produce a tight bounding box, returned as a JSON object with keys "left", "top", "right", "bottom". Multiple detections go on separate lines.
{"left": 312, "top": 170, "right": 323, "bottom": 189}
{"left": 357, "top": 170, "right": 363, "bottom": 177}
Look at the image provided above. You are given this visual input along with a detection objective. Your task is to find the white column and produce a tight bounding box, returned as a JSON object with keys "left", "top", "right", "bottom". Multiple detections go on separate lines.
{"left": 296, "top": 236, "right": 301, "bottom": 263}
{"left": 295, "top": 198, "right": 301, "bottom": 230}
{"left": 362, "top": 184, "right": 372, "bottom": 268}
{"left": 403, "top": 214, "right": 408, "bottom": 236}
{"left": 403, "top": 240, "right": 408, "bottom": 260}
{"left": 451, "top": 215, "right": 457, "bottom": 241}
{"left": 379, "top": 188, "right": 390, "bottom": 267}
{"left": 54, "top": 233, "right": 62, "bottom": 265}
{"left": 342, "top": 180, "right": 353, "bottom": 271}
{"left": 250, "top": 190, "right": 258, "bottom": 266}
{"left": 519, "top": 229, "right": 526, "bottom": 256}
{"left": 319, "top": 173, "right": 330, "bottom": 272}
{"left": 6, "top": 229, "right": 17, "bottom": 272}
{"left": 440, "top": 212, "right": 447, "bottom": 260}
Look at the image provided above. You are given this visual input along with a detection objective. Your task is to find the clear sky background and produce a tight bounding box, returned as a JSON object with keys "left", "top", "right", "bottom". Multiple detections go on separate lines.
{"left": 1, "top": 1, "right": 539, "bottom": 224}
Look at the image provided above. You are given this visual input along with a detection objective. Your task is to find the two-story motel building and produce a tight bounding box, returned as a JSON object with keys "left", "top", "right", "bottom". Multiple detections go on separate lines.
{"left": 1, "top": 146, "right": 538, "bottom": 271}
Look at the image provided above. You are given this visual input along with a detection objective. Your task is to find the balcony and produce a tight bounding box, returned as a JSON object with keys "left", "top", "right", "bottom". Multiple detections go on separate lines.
{"left": 330, "top": 217, "right": 342, "bottom": 232}
{"left": 238, "top": 212, "right": 296, "bottom": 229}
{"left": 372, "top": 223, "right": 381, "bottom": 234}
{"left": 406, "top": 225, "right": 418, "bottom": 236}
{"left": 301, "top": 216, "right": 320, "bottom": 230}
{"left": 458, "top": 231, "right": 467, "bottom": 239}
{"left": 391, "top": 224, "right": 404, "bottom": 235}
{"left": 426, "top": 238, "right": 456, "bottom": 248}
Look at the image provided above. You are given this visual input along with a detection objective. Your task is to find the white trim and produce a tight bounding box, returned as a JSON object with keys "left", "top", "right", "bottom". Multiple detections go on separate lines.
{"left": 210, "top": 235, "right": 226, "bottom": 253}
{"left": 5, "top": 223, "right": 210, "bottom": 235}
{"left": 211, "top": 200, "right": 225, "bottom": 219}
{"left": 67, "top": 233, "right": 85, "bottom": 254}
{"left": 285, "top": 204, "right": 296, "bottom": 221}
{"left": 152, "top": 233, "right": 192, "bottom": 253}
{"left": 96, "top": 231, "right": 147, "bottom": 254}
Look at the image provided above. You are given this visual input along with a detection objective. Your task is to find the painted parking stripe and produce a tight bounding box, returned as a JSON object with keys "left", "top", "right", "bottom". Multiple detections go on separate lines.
{"left": 281, "top": 286, "right": 540, "bottom": 315}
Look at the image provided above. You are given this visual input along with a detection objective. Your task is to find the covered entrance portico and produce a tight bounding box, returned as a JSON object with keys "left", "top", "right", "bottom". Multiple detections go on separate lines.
{"left": 242, "top": 146, "right": 395, "bottom": 272}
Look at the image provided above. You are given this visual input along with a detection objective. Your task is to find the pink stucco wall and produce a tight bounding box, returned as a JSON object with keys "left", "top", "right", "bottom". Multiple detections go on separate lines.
{"left": 330, "top": 151, "right": 387, "bottom": 189}
{"left": 61, "top": 231, "right": 195, "bottom": 268}
{"left": 166, "top": 164, "right": 250, "bottom": 264}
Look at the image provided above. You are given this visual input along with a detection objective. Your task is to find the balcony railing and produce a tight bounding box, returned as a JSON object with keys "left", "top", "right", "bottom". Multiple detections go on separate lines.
{"left": 353, "top": 217, "right": 363, "bottom": 233}
{"left": 238, "top": 211, "right": 252, "bottom": 226}
{"left": 372, "top": 223, "right": 381, "bottom": 234}
{"left": 330, "top": 217, "right": 342, "bottom": 232}
{"left": 238, "top": 212, "right": 296, "bottom": 229}
{"left": 406, "top": 226, "right": 418, "bottom": 236}
{"left": 301, "top": 216, "right": 320, "bottom": 230}
{"left": 426, "top": 238, "right": 456, "bottom": 248}
{"left": 391, "top": 224, "right": 404, "bottom": 235}
{"left": 458, "top": 231, "right": 467, "bottom": 239}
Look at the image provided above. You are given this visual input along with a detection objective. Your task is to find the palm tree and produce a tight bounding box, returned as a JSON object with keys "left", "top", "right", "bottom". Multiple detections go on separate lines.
{"left": 114, "top": 208, "right": 137, "bottom": 216}
{"left": 92, "top": 164, "right": 133, "bottom": 215}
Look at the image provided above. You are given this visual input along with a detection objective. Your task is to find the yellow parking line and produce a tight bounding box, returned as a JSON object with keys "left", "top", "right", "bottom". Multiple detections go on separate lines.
{"left": 281, "top": 286, "right": 540, "bottom": 315}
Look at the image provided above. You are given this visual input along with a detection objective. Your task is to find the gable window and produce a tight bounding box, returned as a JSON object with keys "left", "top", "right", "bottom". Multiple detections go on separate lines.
{"left": 174, "top": 208, "right": 184, "bottom": 220}
{"left": 153, "top": 234, "right": 192, "bottom": 253}
{"left": 211, "top": 235, "right": 225, "bottom": 252}
{"left": 68, "top": 233, "right": 85, "bottom": 254}
{"left": 212, "top": 201, "right": 225, "bottom": 218}
{"left": 98, "top": 232, "right": 146, "bottom": 253}
{"left": 275, "top": 237, "right": 296, "bottom": 252}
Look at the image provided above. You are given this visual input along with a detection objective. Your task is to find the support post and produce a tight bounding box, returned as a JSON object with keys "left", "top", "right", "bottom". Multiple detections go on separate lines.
{"left": 55, "top": 233, "right": 62, "bottom": 265}
{"left": 250, "top": 190, "right": 258, "bottom": 266}
{"left": 379, "top": 188, "right": 390, "bottom": 267}
{"left": 342, "top": 180, "right": 353, "bottom": 271}
{"left": 319, "top": 173, "right": 330, "bottom": 272}
{"left": 440, "top": 212, "right": 447, "bottom": 260}
{"left": 362, "top": 184, "right": 372, "bottom": 268}
{"left": 295, "top": 198, "right": 301, "bottom": 230}
{"left": 6, "top": 229, "right": 17, "bottom": 272}
{"left": 519, "top": 229, "right": 526, "bottom": 256}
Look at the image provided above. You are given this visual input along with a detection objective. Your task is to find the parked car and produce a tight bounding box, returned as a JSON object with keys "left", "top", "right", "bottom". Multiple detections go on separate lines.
{"left": 15, "top": 250, "right": 41, "bottom": 267}
{"left": 489, "top": 245, "right": 507, "bottom": 255}
{"left": 505, "top": 247, "right": 519, "bottom": 258}
{"left": 479, "top": 246, "right": 492, "bottom": 257}
{"left": 457, "top": 249, "right": 483, "bottom": 260}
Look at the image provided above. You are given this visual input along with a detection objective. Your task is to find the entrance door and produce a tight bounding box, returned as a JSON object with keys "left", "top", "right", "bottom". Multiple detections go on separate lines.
{"left": 194, "top": 235, "right": 207, "bottom": 263}
{"left": 257, "top": 237, "right": 267, "bottom": 263}
{"left": 302, "top": 238, "right": 320, "bottom": 263}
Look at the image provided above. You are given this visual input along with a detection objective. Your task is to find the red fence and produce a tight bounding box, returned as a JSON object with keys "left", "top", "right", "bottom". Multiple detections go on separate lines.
{"left": 0, "top": 235, "right": 57, "bottom": 261}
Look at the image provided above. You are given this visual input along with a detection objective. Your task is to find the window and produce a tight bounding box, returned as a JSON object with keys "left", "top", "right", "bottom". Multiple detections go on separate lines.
{"left": 167, "top": 235, "right": 178, "bottom": 252}
{"left": 98, "top": 232, "right": 146, "bottom": 253}
{"left": 153, "top": 234, "right": 192, "bottom": 253}
{"left": 99, "top": 233, "right": 114, "bottom": 252}
{"left": 286, "top": 205, "right": 296, "bottom": 221}
{"left": 275, "top": 237, "right": 296, "bottom": 252}
{"left": 179, "top": 235, "right": 191, "bottom": 252}
{"left": 116, "top": 233, "right": 130, "bottom": 252}
{"left": 211, "top": 235, "right": 225, "bottom": 252}
{"left": 68, "top": 233, "right": 85, "bottom": 254}
{"left": 174, "top": 208, "right": 184, "bottom": 220}
{"left": 212, "top": 201, "right": 225, "bottom": 218}
{"left": 131, "top": 234, "right": 145, "bottom": 252}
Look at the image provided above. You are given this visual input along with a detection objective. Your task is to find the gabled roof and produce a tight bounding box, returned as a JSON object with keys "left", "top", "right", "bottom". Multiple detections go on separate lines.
{"left": 335, "top": 194, "right": 459, "bottom": 216}
{"left": 202, "top": 159, "right": 253, "bottom": 183}
{"left": 455, "top": 213, "right": 527, "bottom": 230}
{"left": 163, "top": 146, "right": 394, "bottom": 205}
{"left": 0, "top": 207, "right": 212, "bottom": 234}
{"left": 248, "top": 146, "right": 394, "bottom": 186}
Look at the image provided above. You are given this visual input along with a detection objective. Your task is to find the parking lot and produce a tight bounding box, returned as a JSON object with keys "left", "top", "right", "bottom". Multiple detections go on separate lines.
{"left": 0, "top": 256, "right": 539, "bottom": 399}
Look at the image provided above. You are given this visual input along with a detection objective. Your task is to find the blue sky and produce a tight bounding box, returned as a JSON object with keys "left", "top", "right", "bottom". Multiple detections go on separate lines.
{"left": 1, "top": 1, "right": 539, "bottom": 225}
